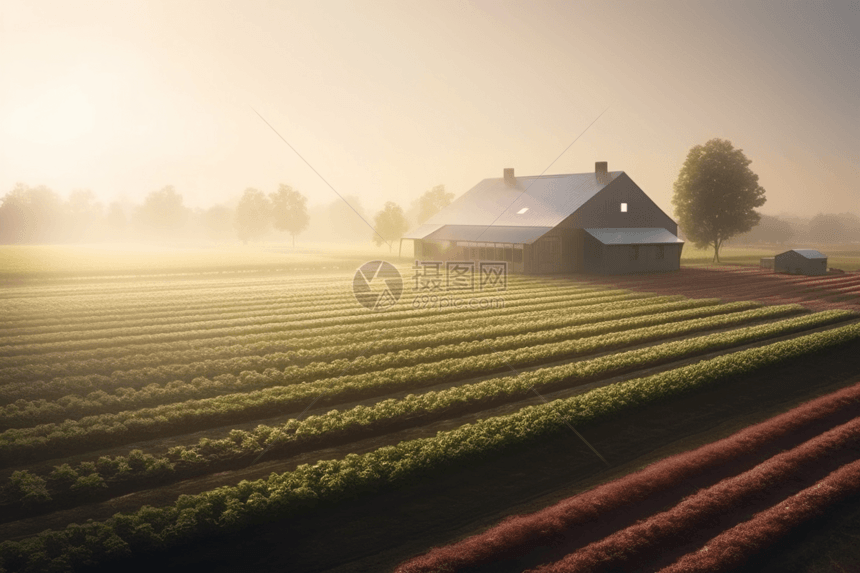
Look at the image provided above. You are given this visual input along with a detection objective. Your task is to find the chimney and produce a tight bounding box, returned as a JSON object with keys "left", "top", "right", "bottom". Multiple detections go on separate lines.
{"left": 503, "top": 168, "right": 516, "bottom": 187}
{"left": 595, "top": 161, "right": 608, "bottom": 184}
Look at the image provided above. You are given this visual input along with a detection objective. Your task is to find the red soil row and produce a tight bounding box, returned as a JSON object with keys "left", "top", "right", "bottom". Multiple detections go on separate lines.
{"left": 571, "top": 267, "right": 860, "bottom": 311}
{"left": 394, "top": 382, "right": 860, "bottom": 573}
{"left": 658, "top": 459, "right": 860, "bottom": 572}
{"left": 531, "top": 417, "right": 860, "bottom": 572}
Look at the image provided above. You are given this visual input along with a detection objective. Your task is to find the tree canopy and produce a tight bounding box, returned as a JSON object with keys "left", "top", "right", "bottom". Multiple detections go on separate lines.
{"left": 234, "top": 188, "right": 271, "bottom": 244}
{"left": 269, "top": 184, "right": 310, "bottom": 247}
{"left": 0, "top": 183, "right": 64, "bottom": 243}
{"left": 372, "top": 202, "right": 408, "bottom": 252}
{"left": 415, "top": 184, "right": 454, "bottom": 224}
{"left": 137, "top": 186, "right": 189, "bottom": 238}
{"left": 671, "top": 138, "right": 766, "bottom": 262}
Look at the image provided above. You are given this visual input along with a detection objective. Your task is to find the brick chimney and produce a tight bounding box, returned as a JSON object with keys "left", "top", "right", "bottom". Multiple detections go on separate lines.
{"left": 595, "top": 161, "right": 608, "bottom": 184}
{"left": 503, "top": 168, "right": 516, "bottom": 187}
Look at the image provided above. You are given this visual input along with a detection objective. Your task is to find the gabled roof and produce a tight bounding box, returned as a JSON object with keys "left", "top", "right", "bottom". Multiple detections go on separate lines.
{"left": 419, "top": 171, "right": 624, "bottom": 232}
{"left": 424, "top": 225, "right": 553, "bottom": 245}
{"left": 778, "top": 249, "right": 827, "bottom": 259}
{"left": 585, "top": 228, "right": 685, "bottom": 245}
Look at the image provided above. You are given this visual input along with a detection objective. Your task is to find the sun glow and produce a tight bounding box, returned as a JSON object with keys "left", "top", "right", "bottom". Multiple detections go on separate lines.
{"left": 4, "top": 83, "right": 96, "bottom": 146}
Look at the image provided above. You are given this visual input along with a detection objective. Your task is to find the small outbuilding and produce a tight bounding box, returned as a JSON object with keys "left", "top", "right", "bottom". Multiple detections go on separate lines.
{"left": 772, "top": 249, "right": 828, "bottom": 276}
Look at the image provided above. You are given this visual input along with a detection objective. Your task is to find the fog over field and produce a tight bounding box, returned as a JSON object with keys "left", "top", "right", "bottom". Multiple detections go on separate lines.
{"left": 0, "top": 0, "right": 857, "bottom": 248}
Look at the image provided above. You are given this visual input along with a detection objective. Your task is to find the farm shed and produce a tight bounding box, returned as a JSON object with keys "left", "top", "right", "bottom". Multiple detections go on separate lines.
{"left": 402, "top": 162, "right": 683, "bottom": 274}
{"left": 773, "top": 249, "right": 827, "bottom": 275}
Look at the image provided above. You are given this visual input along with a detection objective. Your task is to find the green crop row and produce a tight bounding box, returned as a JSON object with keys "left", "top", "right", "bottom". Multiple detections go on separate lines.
{"left": 0, "top": 284, "right": 612, "bottom": 359}
{"left": 0, "top": 275, "right": 576, "bottom": 333}
{"left": 2, "top": 317, "right": 858, "bottom": 573}
{"left": 4, "top": 309, "right": 852, "bottom": 517}
{"left": 0, "top": 275, "right": 576, "bottom": 346}
{"left": 0, "top": 304, "right": 819, "bottom": 463}
{"left": 0, "top": 297, "right": 714, "bottom": 407}
{"left": 0, "top": 290, "right": 654, "bottom": 377}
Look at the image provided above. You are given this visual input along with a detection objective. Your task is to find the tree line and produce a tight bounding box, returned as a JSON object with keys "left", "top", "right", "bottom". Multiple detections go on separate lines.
{"left": 0, "top": 183, "right": 454, "bottom": 248}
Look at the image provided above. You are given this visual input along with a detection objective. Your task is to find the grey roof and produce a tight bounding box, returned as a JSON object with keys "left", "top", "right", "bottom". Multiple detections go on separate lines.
{"left": 402, "top": 223, "right": 444, "bottom": 240}
{"left": 779, "top": 249, "right": 827, "bottom": 259}
{"left": 425, "top": 225, "right": 553, "bottom": 245}
{"left": 585, "top": 227, "right": 685, "bottom": 245}
{"left": 418, "top": 171, "right": 623, "bottom": 229}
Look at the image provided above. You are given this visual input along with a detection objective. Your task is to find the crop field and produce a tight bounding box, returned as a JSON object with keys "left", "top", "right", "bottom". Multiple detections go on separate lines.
{"left": 0, "top": 251, "right": 859, "bottom": 572}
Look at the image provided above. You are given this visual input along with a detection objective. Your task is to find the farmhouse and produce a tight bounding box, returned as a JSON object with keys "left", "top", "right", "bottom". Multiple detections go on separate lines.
{"left": 402, "top": 162, "right": 683, "bottom": 274}
{"left": 770, "top": 249, "right": 828, "bottom": 276}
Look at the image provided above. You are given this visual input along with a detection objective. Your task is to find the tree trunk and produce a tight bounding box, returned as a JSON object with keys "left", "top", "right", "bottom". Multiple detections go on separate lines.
{"left": 712, "top": 239, "right": 721, "bottom": 263}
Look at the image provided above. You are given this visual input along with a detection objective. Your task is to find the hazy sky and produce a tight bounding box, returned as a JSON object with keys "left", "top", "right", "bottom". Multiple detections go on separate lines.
{"left": 1, "top": 0, "right": 857, "bottom": 219}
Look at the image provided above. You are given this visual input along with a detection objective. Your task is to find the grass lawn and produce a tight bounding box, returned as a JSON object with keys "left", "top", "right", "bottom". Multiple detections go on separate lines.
{"left": 682, "top": 243, "right": 860, "bottom": 272}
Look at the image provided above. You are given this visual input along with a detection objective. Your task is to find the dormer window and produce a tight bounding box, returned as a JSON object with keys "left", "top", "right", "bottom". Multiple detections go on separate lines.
{"left": 620, "top": 203, "right": 628, "bottom": 213}
{"left": 517, "top": 207, "right": 529, "bottom": 215}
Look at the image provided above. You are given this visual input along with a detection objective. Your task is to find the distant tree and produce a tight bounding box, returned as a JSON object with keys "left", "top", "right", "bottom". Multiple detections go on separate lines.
{"left": 234, "top": 188, "right": 271, "bottom": 244}
{"left": 65, "top": 189, "right": 104, "bottom": 242}
{"left": 0, "top": 183, "right": 64, "bottom": 243}
{"left": 672, "top": 138, "right": 766, "bottom": 262}
{"left": 137, "top": 186, "right": 188, "bottom": 237}
{"left": 415, "top": 184, "right": 454, "bottom": 224}
{"left": 104, "top": 202, "right": 128, "bottom": 239}
{"left": 372, "top": 202, "right": 409, "bottom": 252}
{"left": 808, "top": 213, "right": 847, "bottom": 244}
{"left": 327, "top": 195, "right": 370, "bottom": 242}
{"left": 201, "top": 205, "right": 234, "bottom": 242}
{"left": 733, "top": 214, "right": 794, "bottom": 245}
{"left": 269, "top": 184, "right": 309, "bottom": 247}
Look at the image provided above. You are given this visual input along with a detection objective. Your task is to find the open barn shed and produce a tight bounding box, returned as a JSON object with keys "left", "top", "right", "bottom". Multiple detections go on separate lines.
{"left": 773, "top": 249, "right": 828, "bottom": 275}
{"left": 402, "top": 162, "right": 683, "bottom": 275}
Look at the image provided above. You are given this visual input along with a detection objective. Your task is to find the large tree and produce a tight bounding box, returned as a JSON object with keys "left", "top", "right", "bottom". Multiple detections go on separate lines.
{"left": 269, "top": 184, "right": 309, "bottom": 247}
{"left": 372, "top": 201, "right": 409, "bottom": 252}
{"left": 672, "top": 138, "right": 766, "bottom": 262}
{"left": 234, "top": 188, "right": 271, "bottom": 244}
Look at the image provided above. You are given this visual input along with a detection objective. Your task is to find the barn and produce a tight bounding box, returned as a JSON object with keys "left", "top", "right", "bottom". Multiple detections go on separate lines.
{"left": 773, "top": 249, "right": 828, "bottom": 276}
{"left": 402, "top": 162, "right": 683, "bottom": 275}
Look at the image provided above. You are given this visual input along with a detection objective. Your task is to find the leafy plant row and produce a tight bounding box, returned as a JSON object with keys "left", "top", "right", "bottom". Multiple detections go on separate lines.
{"left": 659, "top": 458, "right": 860, "bottom": 573}
{"left": 0, "top": 275, "right": 573, "bottom": 332}
{"left": 395, "top": 381, "right": 860, "bottom": 572}
{"left": 533, "top": 417, "right": 860, "bottom": 573}
{"left": 1, "top": 270, "right": 564, "bottom": 323}
{"left": 0, "top": 275, "right": 568, "bottom": 345}
{"left": 0, "top": 298, "right": 728, "bottom": 410}
{"left": 0, "top": 269, "right": 399, "bottom": 319}
{"left": 1, "top": 317, "right": 859, "bottom": 573}
{"left": 2, "top": 310, "right": 852, "bottom": 515}
{"left": 0, "top": 290, "right": 657, "bottom": 377}
{"left": 0, "top": 284, "right": 614, "bottom": 358}
{"left": 0, "top": 305, "right": 821, "bottom": 461}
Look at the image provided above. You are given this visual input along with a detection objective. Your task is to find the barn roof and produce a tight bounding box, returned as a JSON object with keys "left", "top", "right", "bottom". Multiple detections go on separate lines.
{"left": 414, "top": 171, "right": 624, "bottom": 234}
{"left": 423, "top": 225, "right": 553, "bottom": 245}
{"left": 779, "top": 249, "right": 827, "bottom": 259}
{"left": 585, "top": 227, "right": 685, "bottom": 245}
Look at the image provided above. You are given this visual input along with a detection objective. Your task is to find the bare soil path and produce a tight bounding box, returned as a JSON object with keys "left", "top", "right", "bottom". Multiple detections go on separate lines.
{"left": 571, "top": 267, "right": 860, "bottom": 312}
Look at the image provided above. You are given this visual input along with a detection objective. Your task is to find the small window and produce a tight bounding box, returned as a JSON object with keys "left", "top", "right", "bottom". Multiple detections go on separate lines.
{"left": 517, "top": 207, "right": 529, "bottom": 215}
{"left": 620, "top": 203, "right": 628, "bottom": 213}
